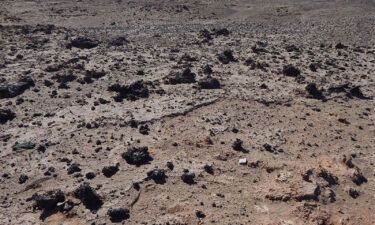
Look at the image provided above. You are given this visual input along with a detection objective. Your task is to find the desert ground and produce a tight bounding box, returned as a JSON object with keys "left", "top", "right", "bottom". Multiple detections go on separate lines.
{"left": 0, "top": 0, "right": 375, "bottom": 224}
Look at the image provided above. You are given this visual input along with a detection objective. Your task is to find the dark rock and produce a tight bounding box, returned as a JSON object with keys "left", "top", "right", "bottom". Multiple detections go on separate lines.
{"left": 232, "top": 139, "right": 244, "bottom": 151}
{"left": 251, "top": 43, "right": 268, "bottom": 53}
{"left": 196, "top": 210, "right": 206, "bottom": 218}
{"left": 166, "top": 68, "right": 196, "bottom": 85}
{"left": 263, "top": 143, "right": 274, "bottom": 153}
{"left": 202, "top": 65, "right": 213, "bottom": 74}
{"left": 352, "top": 172, "right": 367, "bottom": 186}
{"left": 108, "top": 36, "right": 128, "bottom": 47}
{"left": 285, "top": 44, "right": 299, "bottom": 52}
{"left": 32, "top": 189, "right": 65, "bottom": 210}
{"left": 86, "top": 172, "right": 96, "bottom": 180}
{"left": 348, "top": 188, "right": 360, "bottom": 198}
{"left": 69, "top": 37, "right": 98, "bottom": 49}
{"left": 107, "top": 208, "right": 130, "bottom": 222}
{"left": 198, "top": 77, "right": 221, "bottom": 89}
{"left": 84, "top": 70, "right": 107, "bottom": 83}
{"left": 147, "top": 169, "right": 167, "bottom": 184}
{"left": 133, "top": 181, "right": 141, "bottom": 191}
{"left": 214, "top": 28, "right": 230, "bottom": 36}
{"left": 102, "top": 164, "right": 119, "bottom": 178}
{"left": 108, "top": 80, "right": 149, "bottom": 102}
{"left": 282, "top": 65, "right": 300, "bottom": 77}
{"left": 260, "top": 83, "right": 268, "bottom": 89}
{"left": 12, "top": 142, "right": 36, "bottom": 152}
{"left": 309, "top": 63, "right": 319, "bottom": 72}
{"left": 73, "top": 183, "right": 103, "bottom": 212}
{"left": 349, "top": 86, "right": 370, "bottom": 99}
{"left": 136, "top": 70, "right": 144, "bottom": 76}
{"left": 139, "top": 125, "right": 150, "bottom": 135}
{"left": 218, "top": 49, "right": 236, "bottom": 64}
{"left": 67, "top": 163, "right": 81, "bottom": 175}
{"left": 122, "top": 147, "right": 153, "bottom": 166}
{"left": 200, "top": 29, "right": 212, "bottom": 40}
{"left": 181, "top": 169, "right": 196, "bottom": 184}
{"left": 0, "top": 76, "right": 35, "bottom": 99}
{"left": 0, "top": 109, "right": 16, "bottom": 124}
{"left": 318, "top": 170, "right": 339, "bottom": 186}
{"left": 167, "top": 161, "right": 174, "bottom": 170}
{"left": 19, "top": 174, "right": 29, "bottom": 184}
{"left": 129, "top": 119, "right": 138, "bottom": 128}
{"left": 335, "top": 42, "right": 348, "bottom": 49}
{"left": 179, "top": 54, "right": 197, "bottom": 63}
{"left": 305, "top": 83, "right": 325, "bottom": 100}
{"left": 51, "top": 74, "right": 77, "bottom": 88}
{"left": 204, "top": 164, "right": 214, "bottom": 175}
{"left": 98, "top": 98, "right": 110, "bottom": 104}
{"left": 61, "top": 200, "right": 74, "bottom": 212}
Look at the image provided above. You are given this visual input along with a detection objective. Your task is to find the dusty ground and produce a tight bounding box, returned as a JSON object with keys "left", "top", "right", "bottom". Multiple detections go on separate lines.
{"left": 0, "top": 0, "right": 375, "bottom": 224}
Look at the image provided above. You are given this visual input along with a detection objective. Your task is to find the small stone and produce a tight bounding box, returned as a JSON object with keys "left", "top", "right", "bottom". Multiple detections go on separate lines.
{"left": 348, "top": 188, "right": 360, "bottom": 198}
{"left": 232, "top": 139, "right": 243, "bottom": 151}
{"left": 195, "top": 210, "right": 206, "bottom": 218}
{"left": 139, "top": 124, "right": 150, "bottom": 135}
{"left": 204, "top": 163, "right": 214, "bottom": 174}
{"left": 239, "top": 158, "right": 247, "bottom": 165}
{"left": 166, "top": 161, "right": 174, "bottom": 170}
{"left": 18, "top": 174, "right": 29, "bottom": 184}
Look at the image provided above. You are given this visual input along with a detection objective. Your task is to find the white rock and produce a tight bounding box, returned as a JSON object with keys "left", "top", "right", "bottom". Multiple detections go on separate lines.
{"left": 239, "top": 158, "right": 247, "bottom": 165}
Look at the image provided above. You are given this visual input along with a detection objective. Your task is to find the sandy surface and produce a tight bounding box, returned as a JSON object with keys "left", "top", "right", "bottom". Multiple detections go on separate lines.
{"left": 0, "top": 0, "right": 375, "bottom": 224}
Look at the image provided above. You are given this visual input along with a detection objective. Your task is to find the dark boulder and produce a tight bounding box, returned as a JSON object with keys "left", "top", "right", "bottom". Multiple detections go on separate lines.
{"left": 108, "top": 37, "right": 128, "bottom": 47}
{"left": 147, "top": 169, "right": 167, "bottom": 184}
{"left": 282, "top": 65, "right": 300, "bottom": 77}
{"left": 166, "top": 68, "right": 196, "bottom": 85}
{"left": 335, "top": 42, "right": 348, "bottom": 49}
{"left": 285, "top": 44, "right": 299, "bottom": 52}
{"left": 218, "top": 50, "right": 236, "bottom": 64}
{"left": 69, "top": 37, "right": 98, "bottom": 49}
{"left": 198, "top": 77, "right": 221, "bottom": 89}
{"left": 67, "top": 163, "right": 81, "bottom": 175}
{"left": 19, "top": 174, "right": 29, "bottom": 184}
{"left": 107, "top": 208, "right": 130, "bottom": 222}
{"left": 32, "top": 189, "right": 65, "bottom": 210}
{"left": 12, "top": 142, "right": 36, "bottom": 152}
{"left": 73, "top": 183, "right": 103, "bottom": 212}
{"left": 305, "top": 83, "right": 325, "bottom": 100}
{"left": 86, "top": 172, "right": 96, "bottom": 180}
{"left": 139, "top": 125, "right": 150, "bottom": 135}
{"left": 0, "top": 76, "right": 35, "bottom": 99}
{"left": 181, "top": 169, "right": 196, "bottom": 184}
{"left": 214, "top": 28, "right": 230, "bottom": 36}
{"left": 0, "top": 109, "right": 16, "bottom": 124}
{"left": 102, "top": 164, "right": 119, "bottom": 178}
{"left": 122, "top": 147, "right": 153, "bottom": 166}
{"left": 108, "top": 80, "right": 149, "bottom": 102}
{"left": 352, "top": 172, "right": 367, "bottom": 186}
{"left": 232, "top": 139, "right": 243, "bottom": 151}
{"left": 84, "top": 70, "right": 107, "bottom": 83}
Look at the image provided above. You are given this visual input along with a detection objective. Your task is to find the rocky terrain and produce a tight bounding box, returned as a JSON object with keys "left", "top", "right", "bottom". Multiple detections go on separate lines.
{"left": 0, "top": 0, "right": 375, "bottom": 224}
